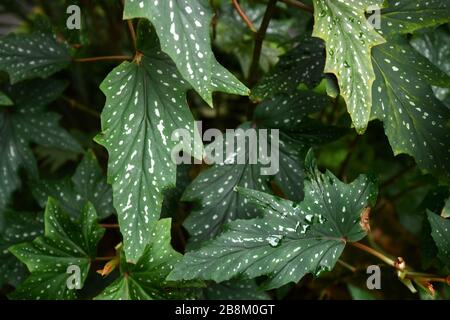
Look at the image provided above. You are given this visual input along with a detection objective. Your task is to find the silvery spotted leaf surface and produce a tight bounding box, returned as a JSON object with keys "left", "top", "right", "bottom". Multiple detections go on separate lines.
{"left": 168, "top": 153, "right": 378, "bottom": 289}
{"left": 427, "top": 210, "right": 450, "bottom": 267}
{"left": 252, "top": 36, "right": 326, "bottom": 100}
{"left": 311, "top": 0, "right": 386, "bottom": 133}
{"left": 32, "top": 150, "right": 114, "bottom": 220}
{"left": 0, "top": 32, "right": 71, "bottom": 84}
{"left": 9, "top": 199, "right": 104, "bottom": 300}
{"left": 371, "top": 36, "right": 450, "bottom": 174}
{"left": 96, "top": 23, "right": 203, "bottom": 263}
{"left": 0, "top": 210, "right": 43, "bottom": 287}
{"left": 96, "top": 219, "right": 198, "bottom": 300}
{"left": 182, "top": 91, "right": 343, "bottom": 248}
{"left": 123, "top": 0, "right": 248, "bottom": 105}
{"left": 411, "top": 28, "right": 450, "bottom": 107}
{"left": 380, "top": 0, "right": 450, "bottom": 37}
{"left": 0, "top": 79, "right": 82, "bottom": 214}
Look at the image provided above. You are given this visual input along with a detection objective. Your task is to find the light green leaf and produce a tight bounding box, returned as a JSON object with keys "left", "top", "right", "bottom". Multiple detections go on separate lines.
{"left": 411, "top": 27, "right": 450, "bottom": 107}
{"left": 380, "top": 0, "right": 450, "bottom": 37}
{"left": 0, "top": 32, "right": 71, "bottom": 84}
{"left": 168, "top": 153, "right": 377, "bottom": 289}
{"left": 252, "top": 36, "right": 326, "bottom": 101}
{"left": 427, "top": 210, "right": 450, "bottom": 267}
{"left": 371, "top": 36, "right": 450, "bottom": 174}
{"left": 32, "top": 150, "right": 114, "bottom": 220}
{"left": 0, "top": 90, "right": 13, "bottom": 106}
{"left": 0, "top": 79, "right": 82, "bottom": 213}
{"left": 95, "top": 23, "right": 202, "bottom": 262}
{"left": 0, "top": 210, "right": 43, "bottom": 287}
{"left": 95, "top": 218, "right": 198, "bottom": 300}
{"left": 202, "top": 280, "right": 270, "bottom": 300}
{"left": 311, "top": 0, "right": 386, "bottom": 133}
{"left": 123, "top": 0, "right": 248, "bottom": 105}
{"left": 8, "top": 199, "right": 105, "bottom": 300}
{"left": 183, "top": 92, "right": 342, "bottom": 248}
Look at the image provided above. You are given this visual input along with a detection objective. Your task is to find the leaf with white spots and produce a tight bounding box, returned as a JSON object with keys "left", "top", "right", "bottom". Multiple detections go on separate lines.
{"left": 183, "top": 91, "right": 342, "bottom": 248}
{"left": 123, "top": 0, "right": 248, "bottom": 106}
{"left": 0, "top": 79, "right": 82, "bottom": 213}
{"left": 380, "top": 0, "right": 450, "bottom": 37}
{"left": 0, "top": 32, "right": 71, "bottom": 84}
{"left": 411, "top": 27, "right": 450, "bottom": 107}
{"left": 8, "top": 199, "right": 105, "bottom": 300}
{"left": 95, "top": 218, "right": 199, "bottom": 300}
{"left": 202, "top": 280, "right": 270, "bottom": 300}
{"left": 168, "top": 152, "right": 378, "bottom": 289}
{"left": 95, "top": 23, "right": 202, "bottom": 263}
{"left": 0, "top": 90, "right": 13, "bottom": 106}
{"left": 252, "top": 36, "right": 326, "bottom": 101}
{"left": 0, "top": 210, "right": 43, "bottom": 287}
{"left": 427, "top": 210, "right": 450, "bottom": 267}
{"left": 311, "top": 0, "right": 386, "bottom": 133}
{"left": 371, "top": 36, "right": 450, "bottom": 174}
{"left": 32, "top": 150, "right": 114, "bottom": 220}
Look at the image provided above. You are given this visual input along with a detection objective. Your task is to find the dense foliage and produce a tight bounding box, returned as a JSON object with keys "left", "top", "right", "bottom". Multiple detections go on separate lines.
{"left": 0, "top": 0, "right": 449, "bottom": 300}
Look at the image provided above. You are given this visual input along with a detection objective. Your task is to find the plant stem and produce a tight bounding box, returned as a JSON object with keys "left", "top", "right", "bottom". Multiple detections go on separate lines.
{"left": 337, "top": 259, "right": 357, "bottom": 273}
{"left": 248, "top": 0, "right": 278, "bottom": 87}
{"left": 349, "top": 241, "right": 396, "bottom": 267}
{"left": 281, "top": 0, "right": 314, "bottom": 13}
{"left": 232, "top": 0, "right": 257, "bottom": 33}
{"left": 94, "top": 256, "right": 116, "bottom": 262}
{"left": 61, "top": 96, "right": 100, "bottom": 118}
{"left": 73, "top": 55, "right": 133, "bottom": 63}
{"left": 100, "top": 223, "right": 120, "bottom": 229}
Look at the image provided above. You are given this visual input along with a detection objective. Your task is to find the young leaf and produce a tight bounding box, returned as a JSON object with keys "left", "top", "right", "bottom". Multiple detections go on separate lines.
{"left": 0, "top": 210, "right": 43, "bottom": 287}
{"left": 311, "top": 0, "right": 386, "bottom": 133}
{"left": 252, "top": 36, "right": 326, "bottom": 101}
{"left": 95, "top": 23, "right": 203, "bottom": 263}
{"left": 8, "top": 199, "right": 105, "bottom": 300}
{"left": 123, "top": 0, "right": 248, "bottom": 106}
{"left": 427, "top": 210, "right": 450, "bottom": 267}
{"left": 168, "top": 153, "right": 378, "bottom": 289}
{"left": 371, "top": 36, "right": 450, "bottom": 174}
{"left": 95, "top": 219, "right": 198, "bottom": 300}
{"left": 202, "top": 280, "right": 270, "bottom": 300}
{"left": 32, "top": 150, "right": 114, "bottom": 220}
{"left": 0, "top": 90, "right": 13, "bottom": 106}
{"left": 182, "top": 92, "right": 343, "bottom": 248}
{"left": 380, "top": 0, "right": 450, "bottom": 37}
{"left": 0, "top": 79, "right": 82, "bottom": 213}
{"left": 0, "top": 32, "right": 71, "bottom": 84}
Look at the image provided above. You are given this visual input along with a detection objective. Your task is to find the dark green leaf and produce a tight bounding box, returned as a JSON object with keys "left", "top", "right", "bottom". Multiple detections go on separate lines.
{"left": 0, "top": 210, "right": 43, "bottom": 287}
{"left": 371, "top": 36, "right": 450, "bottom": 174}
{"left": 32, "top": 150, "right": 114, "bottom": 220}
{"left": 123, "top": 0, "right": 248, "bottom": 105}
{"left": 95, "top": 218, "right": 198, "bottom": 300}
{"left": 0, "top": 90, "right": 12, "bottom": 106}
{"left": 0, "top": 32, "right": 71, "bottom": 83}
{"left": 311, "top": 0, "right": 386, "bottom": 132}
{"left": 168, "top": 153, "right": 377, "bottom": 289}
{"left": 252, "top": 36, "right": 325, "bottom": 100}
{"left": 427, "top": 210, "right": 450, "bottom": 267}
{"left": 8, "top": 199, "right": 105, "bottom": 300}
{"left": 380, "top": 0, "right": 450, "bottom": 37}
{"left": 0, "top": 79, "right": 82, "bottom": 213}
{"left": 95, "top": 23, "right": 202, "bottom": 262}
